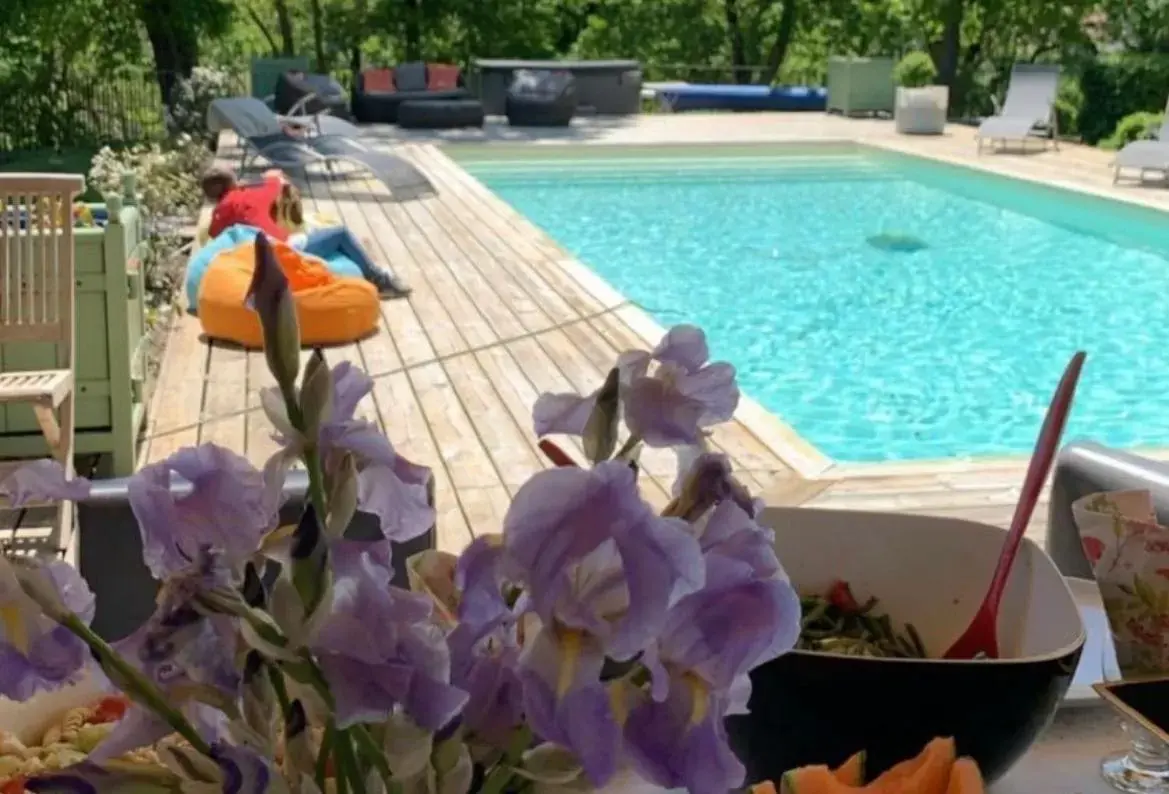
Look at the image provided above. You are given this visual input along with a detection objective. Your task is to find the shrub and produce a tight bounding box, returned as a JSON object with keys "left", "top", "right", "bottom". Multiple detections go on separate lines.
{"left": 165, "top": 66, "right": 238, "bottom": 141}
{"left": 88, "top": 137, "right": 211, "bottom": 315}
{"left": 1079, "top": 54, "right": 1169, "bottom": 144}
{"left": 1054, "top": 76, "right": 1085, "bottom": 139}
{"left": 1101, "top": 111, "right": 1165, "bottom": 150}
{"left": 894, "top": 52, "right": 938, "bottom": 88}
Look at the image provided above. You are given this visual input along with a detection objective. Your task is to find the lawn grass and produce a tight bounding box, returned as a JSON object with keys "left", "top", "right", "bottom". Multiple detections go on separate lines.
{"left": 0, "top": 147, "right": 101, "bottom": 200}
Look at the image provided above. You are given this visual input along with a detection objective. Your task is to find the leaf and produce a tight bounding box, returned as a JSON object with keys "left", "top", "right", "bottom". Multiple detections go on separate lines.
{"left": 582, "top": 367, "right": 620, "bottom": 464}
{"left": 514, "top": 743, "right": 584, "bottom": 785}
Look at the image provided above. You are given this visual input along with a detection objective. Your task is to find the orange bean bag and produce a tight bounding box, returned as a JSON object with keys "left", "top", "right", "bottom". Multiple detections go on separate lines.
{"left": 197, "top": 236, "right": 379, "bottom": 349}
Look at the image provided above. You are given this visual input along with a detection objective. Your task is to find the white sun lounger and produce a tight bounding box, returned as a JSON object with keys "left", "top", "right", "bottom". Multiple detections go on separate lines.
{"left": 975, "top": 64, "right": 1060, "bottom": 154}
{"left": 1112, "top": 98, "right": 1169, "bottom": 184}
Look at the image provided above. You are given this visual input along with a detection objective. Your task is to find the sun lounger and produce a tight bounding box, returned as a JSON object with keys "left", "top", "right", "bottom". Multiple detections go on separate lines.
{"left": 975, "top": 64, "right": 1061, "bottom": 153}
{"left": 1112, "top": 100, "right": 1169, "bottom": 184}
{"left": 206, "top": 98, "right": 435, "bottom": 201}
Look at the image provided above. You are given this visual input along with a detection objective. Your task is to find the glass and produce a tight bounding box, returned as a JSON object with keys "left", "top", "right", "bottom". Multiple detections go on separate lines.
{"left": 1101, "top": 635, "right": 1169, "bottom": 794}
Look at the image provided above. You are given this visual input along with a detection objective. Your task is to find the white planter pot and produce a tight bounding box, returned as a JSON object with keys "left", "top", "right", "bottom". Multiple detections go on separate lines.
{"left": 894, "top": 85, "right": 949, "bottom": 135}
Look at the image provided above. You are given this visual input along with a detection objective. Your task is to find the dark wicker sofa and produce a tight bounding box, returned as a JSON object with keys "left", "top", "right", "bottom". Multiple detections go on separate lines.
{"left": 352, "top": 62, "right": 470, "bottom": 124}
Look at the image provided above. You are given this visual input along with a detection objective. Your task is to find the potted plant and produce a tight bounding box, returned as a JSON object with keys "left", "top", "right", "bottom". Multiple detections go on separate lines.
{"left": 893, "top": 52, "right": 948, "bottom": 135}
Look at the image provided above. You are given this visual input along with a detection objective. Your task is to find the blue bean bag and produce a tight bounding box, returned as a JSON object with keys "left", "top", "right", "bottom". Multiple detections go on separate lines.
{"left": 186, "top": 224, "right": 365, "bottom": 312}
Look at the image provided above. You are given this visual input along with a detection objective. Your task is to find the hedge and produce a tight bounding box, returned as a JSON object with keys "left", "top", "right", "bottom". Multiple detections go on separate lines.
{"left": 1079, "top": 54, "right": 1169, "bottom": 145}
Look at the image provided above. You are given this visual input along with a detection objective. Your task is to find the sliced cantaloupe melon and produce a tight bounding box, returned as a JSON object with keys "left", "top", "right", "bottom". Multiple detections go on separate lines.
{"left": 775, "top": 737, "right": 983, "bottom": 794}
{"left": 865, "top": 738, "right": 955, "bottom": 794}
{"left": 945, "top": 758, "right": 983, "bottom": 794}
{"left": 834, "top": 752, "right": 866, "bottom": 786}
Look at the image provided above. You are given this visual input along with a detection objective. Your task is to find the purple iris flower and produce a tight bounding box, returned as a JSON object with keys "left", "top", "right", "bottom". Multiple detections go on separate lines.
{"left": 0, "top": 557, "right": 95, "bottom": 701}
{"left": 448, "top": 618, "right": 524, "bottom": 746}
{"left": 90, "top": 549, "right": 241, "bottom": 761}
{"left": 310, "top": 540, "right": 468, "bottom": 730}
{"left": 454, "top": 535, "right": 510, "bottom": 628}
{"left": 532, "top": 324, "right": 740, "bottom": 449}
{"left": 503, "top": 461, "right": 704, "bottom": 660}
{"left": 261, "top": 361, "right": 434, "bottom": 542}
{"left": 695, "top": 500, "right": 782, "bottom": 584}
{"left": 670, "top": 450, "right": 763, "bottom": 523}
{"left": 0, "top": 458, "right": 92, "bottom": 507}
{"left": 627, "top": 574, "right": 801, "bottom": 794}
{"left": 498, "top": 461, "right": 704, "bottom": 784}
{"left": 128, "top": 445, "right": 279, "bottom": 579}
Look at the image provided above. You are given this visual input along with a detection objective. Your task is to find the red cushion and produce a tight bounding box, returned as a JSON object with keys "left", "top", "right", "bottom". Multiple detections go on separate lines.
{"left": 362, "top": 68, "right": 395, "bottom": 93}
{"left": 427, "top": 64, "right": 461, "bottom": 91}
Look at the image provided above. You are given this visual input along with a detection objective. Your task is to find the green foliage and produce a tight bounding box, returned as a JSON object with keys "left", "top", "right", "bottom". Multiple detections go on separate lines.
{"left": 894, "top": 51, "right": 937, "bottom": 87}
{"left": 89, "top": 138, "right": 207, "bottom": 222}
{"left": 1101, "top": 111, "right": 1165, "bottom": 151}
{"left": 1079, "top": 54, "right": 1169, "bottom": 145}
{"left": 1054, "top": 76, "right": 1084, "bottom": 138}
{"left": 165, "top": 66, "right": 242, "bottom": 140}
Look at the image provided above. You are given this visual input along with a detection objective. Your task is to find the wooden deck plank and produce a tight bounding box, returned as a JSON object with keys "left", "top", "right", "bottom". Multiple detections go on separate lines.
{"left": 140, "top": 313, "right": 208, "bottom": 465}
{"left": 198, "top": 344, "right": 248, "bottom": 449}
{"left": 311, "top": 172, "right": 474, "bottom": 547}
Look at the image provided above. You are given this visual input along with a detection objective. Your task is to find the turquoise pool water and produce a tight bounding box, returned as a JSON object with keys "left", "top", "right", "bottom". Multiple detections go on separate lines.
{"left": 461, "top": 146, "right": 1169, "bottom": 463}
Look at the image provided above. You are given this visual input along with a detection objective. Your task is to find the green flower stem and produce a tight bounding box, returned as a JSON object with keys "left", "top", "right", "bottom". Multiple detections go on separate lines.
{"left": 478, "top": 724, "right": 533, "bottom": 794}
{"left": 614, "top": 434, "right": 643, "bottom": 462}
{"left": 266, "top": 664, "right": 293, "bottom": 718}
{"left": 59, "top": 614, "right": 213, "bottom": 757}
{"left": 315, "top": 722, "right": 335, "bottom": 791}
{"left": 301, "top": 444, "right": 331, "bottom": 536}
{"left": 333, "top": 728, "right": 364, "bottom": 794}
{"left": 351, "top": 724, "right": 393, "bottom": 786}
{"left": 478, "top": 764, "right": 514, "bottom": 794}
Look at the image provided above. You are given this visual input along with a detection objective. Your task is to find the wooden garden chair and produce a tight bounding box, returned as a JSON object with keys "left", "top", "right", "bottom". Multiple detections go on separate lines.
{"left": 0, "top": 174, "right": 84, "bottom": 561}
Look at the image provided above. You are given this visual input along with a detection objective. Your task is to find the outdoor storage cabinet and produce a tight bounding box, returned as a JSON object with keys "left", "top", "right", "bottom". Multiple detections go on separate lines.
{"left": 0, "top": 178, "right": 146, "bottom": 476}
{"left": 473, "top": 59, "right": 642, "bottom": 115}
{"left": 827, "top": 56, "right": 896, "bottom": 116}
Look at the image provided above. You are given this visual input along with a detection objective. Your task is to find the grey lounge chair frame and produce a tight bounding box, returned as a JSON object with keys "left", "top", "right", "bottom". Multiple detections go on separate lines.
{"left": 206, "top": 98, "right": 435, "bottom": 202}
{"left": 1112, "top": 96, "right": 1169, "bottom": 184}
{"left": 975, "top": 64, "right": 1061, "bottom": 154}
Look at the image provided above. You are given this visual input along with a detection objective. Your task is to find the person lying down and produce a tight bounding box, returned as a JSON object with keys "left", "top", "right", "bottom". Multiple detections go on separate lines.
{"left": 201, "top": 167, "right": 411, "bottom": 298}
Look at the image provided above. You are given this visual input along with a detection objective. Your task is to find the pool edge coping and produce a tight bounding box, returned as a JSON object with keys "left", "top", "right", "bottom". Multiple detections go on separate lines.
{"left": 441, "top": 137, "right": 1169, "bottom": 486}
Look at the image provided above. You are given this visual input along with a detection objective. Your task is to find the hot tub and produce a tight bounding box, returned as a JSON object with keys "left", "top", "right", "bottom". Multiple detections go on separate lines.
{"left": 472, "top": 58, "right": 642, "bottom": 116}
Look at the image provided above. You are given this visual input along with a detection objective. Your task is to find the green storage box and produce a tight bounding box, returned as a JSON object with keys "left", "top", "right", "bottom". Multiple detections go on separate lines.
{"left": 250, "top": 56, "right": 311, "bottom": 101}
{"left": 827, "top": 56, "right": 896, "bottom": 116}
{"left": 0, "top": 175, "right": 147, "bottom": 476}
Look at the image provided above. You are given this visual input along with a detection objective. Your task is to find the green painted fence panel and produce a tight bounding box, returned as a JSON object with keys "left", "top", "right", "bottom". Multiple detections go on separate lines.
{"left": 0, "top": 175, "right": 147, "bottom": 475}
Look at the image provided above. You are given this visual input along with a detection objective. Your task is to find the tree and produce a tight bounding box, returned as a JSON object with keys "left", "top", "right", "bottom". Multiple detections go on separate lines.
{"left": 137, "top": 0, "right": 232, "bottom": 103}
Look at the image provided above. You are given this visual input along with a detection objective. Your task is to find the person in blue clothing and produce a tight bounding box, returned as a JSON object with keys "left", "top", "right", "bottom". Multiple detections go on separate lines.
{"left": 201, "top": 167, "right": 411, "bottom": 297}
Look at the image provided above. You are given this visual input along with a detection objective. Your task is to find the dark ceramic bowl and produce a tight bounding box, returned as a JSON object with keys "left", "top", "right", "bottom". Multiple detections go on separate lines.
{"left": 726, "top": 507, "right": 1085, "bottom": 785}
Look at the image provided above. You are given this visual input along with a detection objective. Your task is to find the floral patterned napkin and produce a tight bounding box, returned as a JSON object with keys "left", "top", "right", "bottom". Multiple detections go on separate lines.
{"left": 1072, "top": 490, "right": 1169, "bottom": 676}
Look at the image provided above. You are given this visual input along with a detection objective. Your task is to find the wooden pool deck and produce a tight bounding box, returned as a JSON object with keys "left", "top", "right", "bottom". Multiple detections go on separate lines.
{"left": 142, "top": 116, "right": 1169, "bottom": 553}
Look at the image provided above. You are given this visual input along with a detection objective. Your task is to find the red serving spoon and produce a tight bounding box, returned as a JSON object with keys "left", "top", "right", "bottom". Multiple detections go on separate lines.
{"left": 943, "top": 351, "right": 1087, "bottom": 660}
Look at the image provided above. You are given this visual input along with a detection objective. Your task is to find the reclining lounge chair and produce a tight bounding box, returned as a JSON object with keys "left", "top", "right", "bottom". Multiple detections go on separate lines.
{"left": 1112, "top": 97, "right": 1169, "bottom": 184}
{"left": 206, "top": 97, "right": 435, "bottom": 202}
{"left": 975, "top": 64, "right": 1061, "bottom": 154}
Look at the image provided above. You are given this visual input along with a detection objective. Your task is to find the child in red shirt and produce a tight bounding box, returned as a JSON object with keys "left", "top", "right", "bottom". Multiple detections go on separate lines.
{"left": 200, "top": 168, "right": 409, "bottom": 296}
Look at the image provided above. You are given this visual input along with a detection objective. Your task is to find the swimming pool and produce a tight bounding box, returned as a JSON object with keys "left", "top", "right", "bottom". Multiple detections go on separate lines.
{"left": 455, "top": 144, "right": 1169, "bottom": 463}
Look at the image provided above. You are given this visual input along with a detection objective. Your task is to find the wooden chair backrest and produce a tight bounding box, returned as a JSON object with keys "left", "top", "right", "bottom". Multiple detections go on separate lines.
{"left": 0, "top": 175, "right": 84, "bottom": 365}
